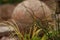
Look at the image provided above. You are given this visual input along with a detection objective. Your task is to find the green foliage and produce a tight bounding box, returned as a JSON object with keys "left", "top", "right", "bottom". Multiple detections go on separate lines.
{"left": 0, "top": 0, "right": 23, "bottom": 4}
{"left": 41, "top": 35, "right": 48, "bottom": 40}
{"left": 0, "top": 17, "right": 60, "bottom": 40}
{"left": 32, "top": 36, "right": 41, "bottom": 40}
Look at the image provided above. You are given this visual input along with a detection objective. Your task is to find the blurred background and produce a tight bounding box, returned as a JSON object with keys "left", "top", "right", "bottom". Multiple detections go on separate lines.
{"left": 0, "top": 0, "right": 23, "bottom": 4}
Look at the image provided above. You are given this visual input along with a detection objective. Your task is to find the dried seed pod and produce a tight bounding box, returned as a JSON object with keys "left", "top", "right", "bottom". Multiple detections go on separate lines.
{"left": 12, "top": 0, "right": 53, "bottom": 34}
